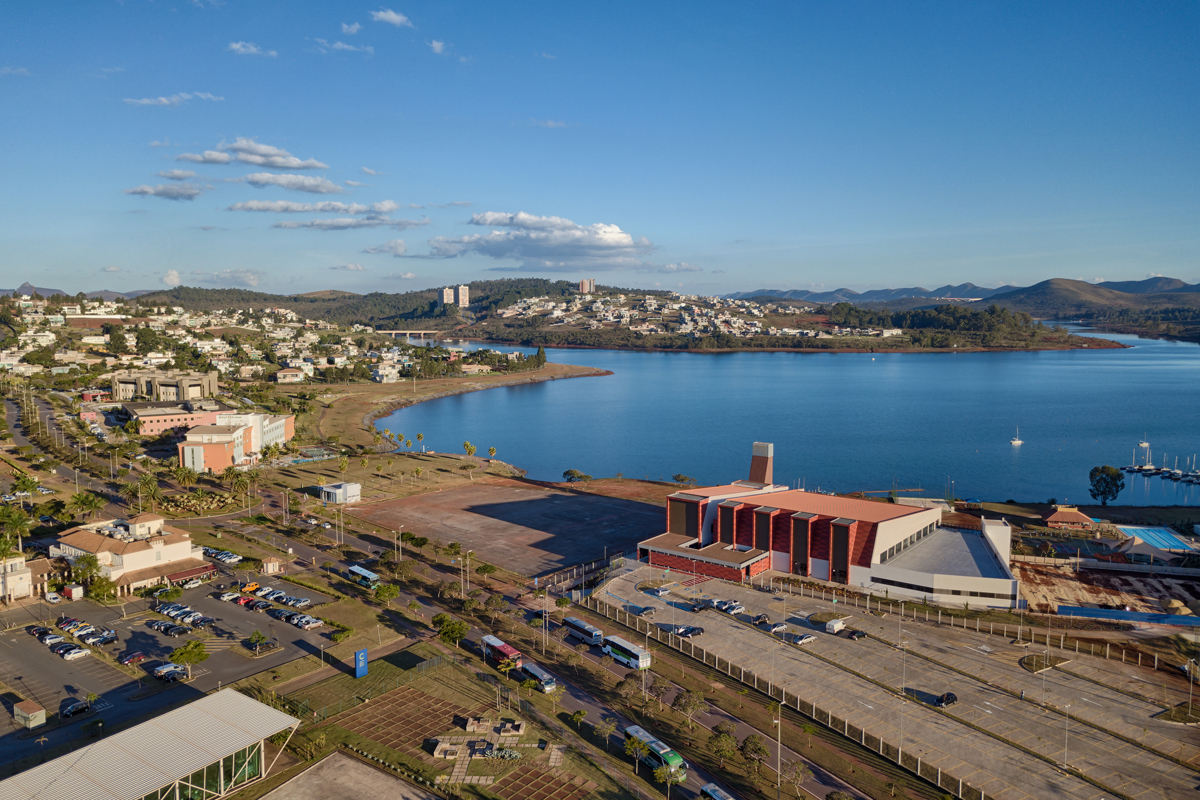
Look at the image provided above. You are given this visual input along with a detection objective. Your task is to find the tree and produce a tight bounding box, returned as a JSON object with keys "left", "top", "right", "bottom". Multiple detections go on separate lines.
{"left": 546, "top": 683, "right": 566, "bottom": 716}
{"left": 474, "top": 562, "right": 498, "bottom": 585}
{"left": 653, "top": 764, "right": 685, "bottom": 799}
{"left": 87, "top": 576, "right": 117, "bottom": 602}
{"left": 562, "top": 469, "right": 593, "bottom": 483}
{"left": 739, "top": 734, "right": 770, "bottom": 777}
{"left": 484, "top": 592, "right": 507, "bottom": 622}
{"left": 570, "top": 709, "right": 588, "bottom": 729}
{"left": 520, "top": 678, "right": 539, "bottom": 697}
{"left": 170, "top": 639, "right": 210, "bottom": 680}
{"left": 85, "top": 691, "right": 99, "bottom": 708}
{"left": 671, "top": 689, "right": 707, "bottom": 729}
{"left": 1088, "top": 465, "right": 1125, "bottom": 506}
{"left": 624, "top": 735, "right": 650, "bottom": 774}
{"left": 648, "top": 674, "right": 672, "bottom": 710}
{"left": 374, "top": 583, "right": 400, "bottom": 606}
{"left": 433, "top": 617, "right": 468, "bottom": 648}
{"left": 614, "top": 678, "right": 639, "bottom": 704}
{"left": 799, "top": 722, "right": 818, "bottom": 749}
{"left": 463, "top": 441, "right": 476, "bottom": 462}
{"left": 72, "top": 553, "right": 101, "bottom": 584}
{"left": 783, "top": 761, "right": 814, "bottom": 795}
{"left": 497, "top": 657, "right": 519, "bottom": 681}
{"left": 488, "top": 446, "right": 496, "bottom": 459}
{"left": 555, "top": 596, "right": 571, "bottom": 609}
{"left": 593, "top": 717, "right": 618, "bottom": 751}
{"left": 68, "top": 491, "right": 105, "bottom": 521}
{"left": 248, "top": 630, "right": 269, "bottom": 653}
{"left": 708, "top": 731, "right": 739, "bottom": 769}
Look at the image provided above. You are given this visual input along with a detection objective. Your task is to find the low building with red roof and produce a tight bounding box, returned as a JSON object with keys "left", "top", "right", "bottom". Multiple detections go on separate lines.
{"left": 1042, "top": 505, "right": 1094, "bottom": 530}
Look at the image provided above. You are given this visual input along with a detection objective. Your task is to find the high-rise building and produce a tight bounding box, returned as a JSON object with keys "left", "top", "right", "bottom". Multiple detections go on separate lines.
{"left": 579, "top": 278, "right": 596, "bottom": 293}
{"left": 441, "top": 287, "right": 455, "bottom": 306}
{"left": 456, "top": 284, "right": 470, "bottom": 307}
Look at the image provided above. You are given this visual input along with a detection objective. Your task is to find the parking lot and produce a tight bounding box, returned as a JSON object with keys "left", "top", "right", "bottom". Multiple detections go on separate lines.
{"left": 602, "top": 567, "right": 1200, "bottom": 800}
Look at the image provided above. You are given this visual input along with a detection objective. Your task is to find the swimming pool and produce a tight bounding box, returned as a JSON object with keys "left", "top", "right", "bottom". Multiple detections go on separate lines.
{"left": 1117, "top": 525, "right": 1193, "bottom": 551}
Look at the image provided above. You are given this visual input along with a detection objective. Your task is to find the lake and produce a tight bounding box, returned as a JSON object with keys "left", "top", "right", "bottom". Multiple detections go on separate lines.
{"left": 376, "top": 331, "right": 1200, "bottom": 507}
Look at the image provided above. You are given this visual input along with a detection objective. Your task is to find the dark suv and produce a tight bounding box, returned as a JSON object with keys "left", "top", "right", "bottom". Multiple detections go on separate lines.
{"left": 936, "top": 692, "right": 958, "bottom": 708}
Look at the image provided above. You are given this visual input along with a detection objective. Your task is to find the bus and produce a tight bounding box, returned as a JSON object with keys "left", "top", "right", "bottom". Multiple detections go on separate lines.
{"left": 563, "top": 616, "right": 603, "bottom": 646}
{"left": 347, "top": 565, "right": 380, "bottom": 589}
{"left": 602, "top": 635, "right": 651, "bottom": 670}
{"left": 624, "top": 726, "right": 687, "bottom": 780}
{"left": 700, "top": 783, "right": 738, "bottom": 800}
{"left": 480, "top": 635, "right": 524, "bottom": 670}
{"left": 519, "top": 662, "right": 557, "bottom": 693}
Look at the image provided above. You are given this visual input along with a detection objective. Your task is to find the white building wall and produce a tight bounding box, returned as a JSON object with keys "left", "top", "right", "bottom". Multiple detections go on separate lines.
{"left": 871, "top": 509, "right": 941, "bottom": 563}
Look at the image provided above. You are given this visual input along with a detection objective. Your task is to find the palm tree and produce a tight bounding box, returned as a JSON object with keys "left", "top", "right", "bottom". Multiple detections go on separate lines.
{"left": 142, "top": 483, "right": 164, "bottom": 513}
{"left": 0, "top": 507, "right": 31, "bottom": 552}
{"left": 488, "top": 446, "right": 496, "bottom": 460}
{"left": 172, "top": 466, "right": 198, "bottom": 490}
{"left": 69, "top": 492, "right": 106, "bottom": 520}
{"left": 404, "top": 439, "right": 411, "bottom": 451}
{"left": 231, "top": 473, "right": 250, "bottom": 504}
{"left": 338, "top": 456, "right": 349, "bottom": 480}
{"left": 416, "top": 433, "right": 423, "bottom": 450}
{"left": 0, "top": 531, "right": 21, "bottom": 603}
{"left": 118, "top": 481, "right": 140, "bottom": 510}
{"left": 413, "top": 467, "right": 423, "bottom": 482}
{"left": 245, "top": 468, "right": 263, "bottom": 498}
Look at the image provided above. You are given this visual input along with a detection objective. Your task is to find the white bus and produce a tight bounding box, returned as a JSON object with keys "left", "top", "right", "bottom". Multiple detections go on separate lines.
{"left": 519, "top": 662, "right": 558, "bottom": 693}
{"left": 624, "top": 725, "right": 687, "bottom": 780}
{"left": 563, "top": 616, "right": 603, "bottom": 646}
{"left": 602, "top": 635, "right": 651, "bottom": 670}
{"left": 700, "top": 783, "right": 738, "bottom": 800}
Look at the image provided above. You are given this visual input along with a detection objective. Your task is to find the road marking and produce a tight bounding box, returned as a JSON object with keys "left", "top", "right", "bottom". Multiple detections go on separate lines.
{"left": 857, "top": 701, "right": 874, "bottom": 709}
{"left": 984, "top": 701, "right": 1003, "bottom": 710}
{"left": 1081, "top": 697, "right": 1102, "bottom": 706}
{"left": 973, "top": 705, "right": 993, "bottom": 714}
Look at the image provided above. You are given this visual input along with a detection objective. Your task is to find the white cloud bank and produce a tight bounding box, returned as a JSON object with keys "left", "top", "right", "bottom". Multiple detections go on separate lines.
{"left": 178, "top": 138, "right": 327, "bottom": 170}
{"left": 193, "top": 268, "right": 264, "bottom": 287}
{"left": 228, "top": 200, "right": 399, "bottom": 214}
{"left": 423, "top": 211, "right": 653, "bottom": 270}
{"left": 331, "top": 264, "right": 365, "bottom": 271}
{"left": 386, "top": 272, "right": 416, "bottom": 279}
{"left": 342, "top": 22, "right": 361, "bottom": 34}
{"left": 228, "top": 41, "right": 277, "bottom": 57}
{"left": 363, "top": 239, "right": 407, "bottom": 256}
{"left": 272, "top": 217, "right": 428, "bottom": 231}
{"left": 124, "top": 92, "right": 224, "bottom": 106}
{"left": 124, "top": 183, "right": 204, "bottom": 200}
{"left": 371, "top": 8, "right": 413, "bottom": 27}
{"left": 315, "top": 39, "right": 374, "bottom": 55}
{"left": 245, "top": 173, "right": 343, "bottom": 194}
{"left": 157, "top": 170, "right": 196, "bottom": 181}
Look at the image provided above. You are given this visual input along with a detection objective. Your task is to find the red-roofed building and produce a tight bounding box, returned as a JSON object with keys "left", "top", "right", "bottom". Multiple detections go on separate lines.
{"left": 1042, "top": 506, "right": 1094, "bottom": 530}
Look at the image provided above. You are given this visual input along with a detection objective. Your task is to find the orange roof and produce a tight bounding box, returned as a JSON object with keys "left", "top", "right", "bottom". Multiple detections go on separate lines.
{"left": 1043, "top": 507, "right": 1093, "bottom": 525}
{"left": 671, "top": 483, "right": 771, "bottom": 499}
{"left": 737, "top": 490, "right": 924, "bottom": 523}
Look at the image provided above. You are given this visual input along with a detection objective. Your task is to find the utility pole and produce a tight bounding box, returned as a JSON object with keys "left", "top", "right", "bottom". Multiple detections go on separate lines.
{"left": 1062, "top": 703, "right": 1071, "bottom": 768}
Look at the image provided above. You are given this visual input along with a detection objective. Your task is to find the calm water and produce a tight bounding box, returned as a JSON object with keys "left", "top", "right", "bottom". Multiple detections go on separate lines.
{"left": 378, "top": 332, "right": 1200, "bottom": 506}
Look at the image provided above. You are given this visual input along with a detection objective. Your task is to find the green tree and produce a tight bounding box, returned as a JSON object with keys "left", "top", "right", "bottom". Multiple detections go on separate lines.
{"left": 520, "top": 678, "right": 539, "bottom": 697}
{"left": 170, "top": 639, "right": 210, "bottom": 680}
{"left": 248, "top": 630, "right": 269, "bottom": 653}
{"left": 624, "top": 735, "right": 650, "bottom": 775}
{"left": 593, "top": 717, "right": 618, "bottom": 751}
{"left": 555, "top": 596, "right": 571, "bottom": 609}
{"left": 783, "top": 761, "right": 814, "bottom": 795}
{"left": 87, "top": 576, "right": 118, "bottom": 602}
{"left": 614, "top": 678, "right": 639, "bottom": 704}
{"left": 739, "top": 734, "right": 770, "bottom": 777}
{"left": 474, "top": 562, "right": 498, "bottom": 585}
{"left": 570, "top": 709, "right": 588, "bottom": 729}
{"left": 488, "top": 446, "right": 496, "bottom": 459}
{"left": 546, "top": 683, "right": 566, "bottom": 716}
{"left": 708, "top": 731, "right": 739, "bottom": 769}
{"left": 1088, "top": 465, "right": 1125, "bottom": 506}
{"left": 72, "top": 553, "right": 101, "bottom": 584}
{"left": 653, "top": 764, "right": 685, "bottom": 799}
{"left": 671, "top": 689, "right": 706, "bottom": 729}
{"left": 799, "top": 722, "right": 818, "bottom": 749}
{"left": 374, "top": 583, "right": 400, "bottom": 606}
{"left": 562, "top": 469, "right": 593, "bottom": 483}
{"left": 431, "top": 615, "right": 468, "bottom": 648}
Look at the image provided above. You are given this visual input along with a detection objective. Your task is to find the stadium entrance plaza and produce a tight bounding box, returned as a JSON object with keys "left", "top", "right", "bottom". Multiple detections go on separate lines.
{"left": 600, "top": 566, "right": 1200, "bottom": 800}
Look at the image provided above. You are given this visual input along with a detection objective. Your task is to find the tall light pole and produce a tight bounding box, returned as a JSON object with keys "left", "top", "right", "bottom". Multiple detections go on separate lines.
{"left": 1188, "top": 659, "right": 1196, "bottom": 717}
{"left": 1062, "top": 703, "right": 1071, "bottom": 768}
{"left": 773, "top": 702, "right": 782, "bottom": 800}
{"left": 899, "top": 639, "right": 908, "bottom": 761}
{"left": 1042, "top": 648, "right": 1049, "bottom": 704}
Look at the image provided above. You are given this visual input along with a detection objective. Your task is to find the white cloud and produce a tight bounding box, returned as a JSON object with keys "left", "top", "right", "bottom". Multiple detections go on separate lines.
{"left": 161, "top": 269, "right": 182, "bottom": 287}
{"left": 424, "top": 211, "right": 654, "bottom": 271}
{"left": 331, "top": 263, "right": 365, "bottom": 271}
{"left": 386, "top": 272, "right": 416, "bottom": 279}
{"left": 177, "top": 150, "right": 232, "bottom": 164}
{"left": 193, "top": 268, "right": 264, "bottom": 287}
{"left": 363, "top": 239, "right": 407, "bottom": 257}
{"left": 123, "top": 92, "right": 224, "bottom": 106}
{"left": 228, "top": 41, "right": 277, "bottom": 57}
{"left": 539, "top": 52, "right": 557, "bottom": 60}
{"left": 272, "top": 216, "right": 428, "bottom": 231}
{"left": 124, "top": 183, "right": 204, "bottom": 201}
{"left": 447, "top": 200, "right": 471, "bottom": 206}
{"left": 651, "top": 262, "right": 702, "bottom": 273}
{"left": 344, "top": 180, "right": 368, "bottom": 187}
{"left": 221, "top": 137, "right": 328, "bottom": 169}
{"left": 362, "top": 167, "right": 382, "bottom": 175}
{"left": 342, "top": 22, "right": 361, "bottom": 34}
{"left": 157, "top": 169, "right": 196, "bottom": 181}
{"left": 150, "top": 138, "right": 172, "bottom": 147}
{"left": 245, "top": 173, "right": 343, "bottom": 194}
{"left": 1, "top": 67, "right": 31, "bottom": 76}
{"left": 228, "top": 199, "right": 399, "bottom": 214}
{"left": 315, "top": 38, "right": 374, "bottom": 55}
{"left": 371, "top": 8, "right": 413, "bottom": 27}
{"left": 429, "top": 40, "right": 445, "bottom": 54}
{"left": 533, "top": 119, "right": 567, "bottom": 128}
{"left": 101, "top": 266, "right": 122, "bottom": 273}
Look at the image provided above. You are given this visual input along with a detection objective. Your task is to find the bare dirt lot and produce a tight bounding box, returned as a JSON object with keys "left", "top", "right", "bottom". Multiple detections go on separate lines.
{"left": 349, "top": 483, "right": 662, "bottom": 578}
{"left": 1016, "top": 562, "right": 1200, "bottom": 613}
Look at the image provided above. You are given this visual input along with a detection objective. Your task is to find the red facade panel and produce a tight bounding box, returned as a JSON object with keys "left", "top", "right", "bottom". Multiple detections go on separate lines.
{"left": 734, "top": 508, "right": 755, "bottom": 548}
{"left": 809, "top": 518, "right": 832, "bottom": 561}
{"left": 770, "top": 515, "right": 791, "bottom": 554}
{"left": 848, "top": 521, "right": 877, "bottom": 569}
{"left": 648, "top": 551, "right": 746, "bottom": 582}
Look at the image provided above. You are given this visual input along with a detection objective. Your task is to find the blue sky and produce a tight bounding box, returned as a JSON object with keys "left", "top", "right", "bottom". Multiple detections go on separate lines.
{"left": 2, "top": 2, "right": 1197, "bottom": 296}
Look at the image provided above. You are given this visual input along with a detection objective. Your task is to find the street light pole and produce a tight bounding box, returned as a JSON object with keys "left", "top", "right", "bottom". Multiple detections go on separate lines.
{"left": 1062, "top": 703, "right": 1071, "bottom": 768}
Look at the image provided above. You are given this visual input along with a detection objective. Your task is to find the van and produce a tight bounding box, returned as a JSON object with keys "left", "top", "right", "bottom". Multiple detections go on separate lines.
{"left": 825, "top": 619, "right": 846, "bottom": 634}
{"left": 44, "top": 592, "right": 62, "bottom": 604}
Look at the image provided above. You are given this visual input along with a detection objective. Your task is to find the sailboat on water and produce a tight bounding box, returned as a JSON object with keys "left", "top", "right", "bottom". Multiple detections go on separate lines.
{"left": 1011, "top": 426, "right": 1023, "bottom": 446}
{"left": 1139, "top": 433, "right": 1150, "bottom": 448}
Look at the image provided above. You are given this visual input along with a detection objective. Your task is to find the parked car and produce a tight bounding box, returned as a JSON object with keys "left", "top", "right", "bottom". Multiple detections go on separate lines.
{"left": 264, "top": 590, "right": 286, "bottom": 601}
{"left": 292, "top": 598, "right": 311, "bottom": 608}
{"left": 848, "top": 630, "right": 867, "bottom": 641}
{"left": 713, "top": 600, "right": 731, "bottom": 612}
{"left": 767, "top": 622, "right": 788, "bottom": 634}
{"left": 50, "top": 642, "right": 78, "bottom": 655}
{"left": 218, "top": 592, "right": 239, "bottom": 602}
{"left": 689, "top": 601, "right": 708, "bottom": 613}
{"left": 44, "top": 591, "right": 62, "bottom": 604}
{"left": 677, "top": 626, "right": 704, "bottom": 638}
{"left": 795, "top": 634, "right": 816, "bottom": 646}
{"left": 62, "top": 648, "right": 91, "bottom": 661}
{"left": 56, "top": 617, "right": 78, "bottom": 630}
{"left": 182, "top": 579, "right": 202, "bottom": 589}
{"left": 255, "top": 586, "right": 275, "bottom": 597}
{"left": 119, "top": 652, "right": 146, "bottom": 665}
{"left": 29, "top": 626, "right": 50, "bottom": 637}
{"left": 725, "top": 603, "right": 745, "bottom": 615}
{"left": 242, "top": 582, "right": 260, "bottom": 593}
{"left": 633, "top": 606, "right": 656, "bottom": 618}
{"left": 936, "top": 692, "right": 958, "bottom": 708}
{"left": 166, "top": 626, "right": 190, "bottom": 637}
{"left": 236, "top": 596, "right": 255, "bottom": 607}
{"left": 647, "top": 587, "right": 671, "bottom": 597}
{"left": 251, "top": 600, "right": 272, "bottom": 612}
{"left": 752, "top": 613, "right": 770, "bottom": 625}
{"left": 191, "top": 616, "right": 215, "bottom": 628}
{"left": 269, "top": 608, "right": 296, "bottom": 621}
{"left": 61, "top": 700, "right": 90, "bottom": 718}
{"left": 41, "top": 633, "right": 65, "bottom": 645}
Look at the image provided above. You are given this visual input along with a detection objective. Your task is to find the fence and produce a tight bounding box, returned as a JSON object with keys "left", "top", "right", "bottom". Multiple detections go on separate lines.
{"left": 542, "top": 551, "right": 635, "bottom": 589}
{"left": 285, "top": 655, "right": 448, "bottom": 724}
{"left": 583, "top": 595, "right": 988, "bottom": 800}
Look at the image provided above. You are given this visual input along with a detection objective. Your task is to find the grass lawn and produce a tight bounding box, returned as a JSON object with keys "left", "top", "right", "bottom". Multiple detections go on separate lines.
{"left": 289, "top": 642, "right": 443, "bottom": 712}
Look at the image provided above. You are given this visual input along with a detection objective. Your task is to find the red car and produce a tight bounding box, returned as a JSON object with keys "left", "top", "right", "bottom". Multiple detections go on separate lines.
{"left": 236, "top": 596, "right": 255, "bottom": 606}
{"left": 119, "top": 652, "right": 146, "bottom": 666}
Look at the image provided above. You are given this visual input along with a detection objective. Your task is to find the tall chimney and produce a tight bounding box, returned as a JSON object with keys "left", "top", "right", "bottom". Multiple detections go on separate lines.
{"left": 749, "top": 442, "right": 774, "bottom": 485}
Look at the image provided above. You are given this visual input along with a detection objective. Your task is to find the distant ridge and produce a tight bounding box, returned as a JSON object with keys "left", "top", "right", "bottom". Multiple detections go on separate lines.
{"left": 726, "top": 282, "right": 1016, "bottom": 303}
{"left": 984, "top": 278, "right": 1200, "bottom": 315}
{"left": 1095, "top": 277, "right": 1192, "bottom": 294}
{"left": 294, "top": 289, "right": 360, "bottom": 299}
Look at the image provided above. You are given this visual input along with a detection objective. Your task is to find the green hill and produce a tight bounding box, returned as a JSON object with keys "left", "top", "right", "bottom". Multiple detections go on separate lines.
{"left": 983, "top": 278, "right": 1200, "bottom": 316}
{"left": 1096, "top": 277, "right": 1193, "bottom": 294}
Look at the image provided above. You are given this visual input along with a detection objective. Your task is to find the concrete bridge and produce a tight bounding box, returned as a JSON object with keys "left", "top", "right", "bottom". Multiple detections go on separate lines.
{"left": 377, "top": 330, "right": 442, "bottom": 338}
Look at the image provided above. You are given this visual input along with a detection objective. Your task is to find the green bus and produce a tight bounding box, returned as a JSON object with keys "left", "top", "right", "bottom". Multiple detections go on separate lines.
{"left": 624, "top": 725, "right": 687, "bottom": 780}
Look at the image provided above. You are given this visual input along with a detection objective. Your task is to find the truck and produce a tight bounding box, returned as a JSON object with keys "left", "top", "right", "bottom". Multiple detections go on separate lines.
{"left": 825, "top": 619, "right": 846, "bottom": 634}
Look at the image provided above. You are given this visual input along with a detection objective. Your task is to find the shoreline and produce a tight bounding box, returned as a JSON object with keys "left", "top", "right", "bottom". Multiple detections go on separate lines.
{"left": 358, "top": 363, "right": 613, "bottom": 435}
{"left": 436, "top": 335, "right": 1129, "bottom": 354}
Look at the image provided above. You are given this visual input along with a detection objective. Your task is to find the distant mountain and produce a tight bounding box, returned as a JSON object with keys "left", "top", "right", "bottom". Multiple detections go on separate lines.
{"left": 1095, "top": 277, "right": 1193, "bottom": 294}
{"left": 87, "top": 289, "right": 157, "bottom": 301}
{"left": 0, "top": 284, "right": 158, "bottom": 300}
{"left": 727, "top": 283, "right": 1016, "bottom": 303}
{"left": 0, "top": 282, "right": 68, "bottom": 297}
{"left": 984, "top": 278, "right": 1200, "bottom": 315}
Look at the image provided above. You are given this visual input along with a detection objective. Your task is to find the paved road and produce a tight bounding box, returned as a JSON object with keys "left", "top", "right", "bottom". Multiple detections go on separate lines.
{"left": 605, "top": 567, "right": 1200, "bottom": 800}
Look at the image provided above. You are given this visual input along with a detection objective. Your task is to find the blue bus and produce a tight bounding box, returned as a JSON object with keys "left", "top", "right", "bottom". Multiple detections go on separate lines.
{"left": 563, "top": 616, "right": 603, "bottom": 646}
{"left": 347, "top": 565, "right": 380, "bottom": 589}
{"left": 519, "top": 662, "right": 558, "bottom": 693}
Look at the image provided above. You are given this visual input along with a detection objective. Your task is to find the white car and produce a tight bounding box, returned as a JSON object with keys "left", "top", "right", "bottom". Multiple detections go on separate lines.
{"left": 44, "top": 592, "right": 62, "bottom": 604}
{"left": 62, "top": 648, "right": 91, "bottom": 661}
{"left": 218, "top": 592, "right": 239, "bottom": 602}
{"left": 794, "top": 634, "right": 816, "bottom": 646}
{"left": 322, "top": 522, "right": 332, "bottom": 529}
{"left": 182, "top": 579, "right": 202, "bottom": 589}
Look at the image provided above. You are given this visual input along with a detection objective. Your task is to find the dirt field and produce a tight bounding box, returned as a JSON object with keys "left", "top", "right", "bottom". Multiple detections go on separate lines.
{"left": 1016, "top": 562, "right": 1200, "bottom": 613}
{"left": 348, "top": 482, "right": 663, "bottom": 578}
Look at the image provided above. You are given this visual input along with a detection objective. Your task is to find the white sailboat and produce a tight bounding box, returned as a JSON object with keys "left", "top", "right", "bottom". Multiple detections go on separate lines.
{"left": 1011, "top": 426, "right": 1023, "bottom": 446}
{"left": 1139, "top": 433, "right": 1150, "bottom": 448}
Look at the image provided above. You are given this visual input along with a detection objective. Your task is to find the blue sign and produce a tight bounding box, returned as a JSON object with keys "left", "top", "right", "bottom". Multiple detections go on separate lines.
{"left": 354, "top": 648, "right": 368, "bottom": 679}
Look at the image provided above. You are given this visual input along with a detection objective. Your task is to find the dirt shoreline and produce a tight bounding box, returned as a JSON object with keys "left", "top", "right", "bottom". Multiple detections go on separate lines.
{"left": 357, "top": 364, "right": 613, "bottom": 435}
